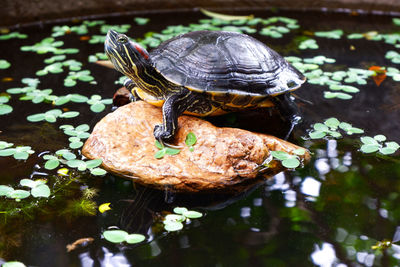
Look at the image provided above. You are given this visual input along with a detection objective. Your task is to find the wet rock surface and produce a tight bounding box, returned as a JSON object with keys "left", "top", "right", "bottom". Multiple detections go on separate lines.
{"left": 82, "top": 101, "right": 310, "bottom": 193}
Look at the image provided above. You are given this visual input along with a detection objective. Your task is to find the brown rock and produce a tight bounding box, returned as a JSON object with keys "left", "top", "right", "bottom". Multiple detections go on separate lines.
{"left": 82, "top": 101, "right": 310, "bottom": 193}
{"left": 112, "top": 86, "right": 131, "bottom": 107}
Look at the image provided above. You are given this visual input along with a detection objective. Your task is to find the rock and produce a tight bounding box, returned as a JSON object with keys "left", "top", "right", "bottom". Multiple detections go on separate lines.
{"left": 112, "top": 86, "right": 131, "bottom": 107}
{"left": 82, "top": 101, "right": 310, "bottom": 193}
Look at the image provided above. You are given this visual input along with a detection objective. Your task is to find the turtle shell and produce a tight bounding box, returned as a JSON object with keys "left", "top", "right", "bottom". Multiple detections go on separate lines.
{"left": 150, "top": 30, "right": 305, "bottom": 97}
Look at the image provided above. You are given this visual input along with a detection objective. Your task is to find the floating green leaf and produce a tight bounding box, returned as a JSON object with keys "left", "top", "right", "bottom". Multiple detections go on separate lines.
{"left": 19, "top": 88, "right": 55, "bottom": 103}
{"left": 2, "top": 261, "right": 27, "bottom": 267}
{"left": 86, "top": 159, "right": 102, "bottom": 169}
{"left": 87, "top": 95, "right": 112, "bottom": 112}
{"left": 164, "top": 221, "right": 184, "bottom": 232}
{"left": 299, "top": 39, "right": 318, "bottom": 50}
{"left": 308, "top": 118, "right": 364, "bottom": 139}
{"left": 200, "top": 8, "right": 254, "bottom": 21}
{"left": 103, "top": 230, "right": 128, "bottom": 243}
{"left": 282, "top": 158, "right": 301, "bottom": 169}
{"left": 315, "top": 29, "right": 343, "bottom": 39}
{"left": 100, "top": 24, "right": 131, "bottom": 34}
{"left": 0, "top": 141, "right": 13, "bottom": 149}
{"left": 134, "top": 17, "right": 150, "bottom": 25}
{"left": 44, "top": 55, "right": 66, "bottom": 64}
{"left": 45, "top": 159, "right": 60, "bottom": 170}
{"left": 83, "top": 20, "right": 106, "bottom": 27}
{"left": 0, "top": 31, "right": 27, "bottom": 40}
{"left": 183, "top": 210, "right": 203, "bottom": 219}
{"left": 64, "top": 70, "right": 95, "bottom": 87}
{"left": 359, "top": 135, "right": 399, "bottom": 155}
{"left": 173, "top": 207, "right": 188, "bottom": 214}
{"left": 22, "top": 78, "right": 40, "bottom": 87}
{"left": 0, "top": 145, "right": 34, "bottom": 160}
{"left": 360, "top": 144, "right": 380, "bottom": 153}
{"left": 7, "top": 189, "right": 30, "bottom": 200}
{"left": 27, "top": 109, "right": 79, "bottom": 123}
{"left": 21, "top": 37, "right": 76, "bottom": 55}
{"left": 90, "top": 168, "right": 107, "bottom": 176}
{"left": 125, "top": 234, "right": 146, "bottom": 244}
{"left": 0, "top": 148, "right": 16, "bottom": 157}
{"left": 88, "top": 35, "right": 106, "bottom": 44}
{"left": 0, "top": 185, "right": 14, "bottom": 196}
{"left": 0, "top": 104, "right": 13, "bottom": 115}
{"left": 31, "top": 184, "right": 51, "bottom": 198}
{"left": 324, "top": 91, "right": 353, "bottom": 100}
{"left": 0, "top": 59, "right": 11, "bottom": 69}
{"left": 19, "top": 179, "right": 42, "bottom": 188}
{"left": 386, "top": 50, "right": 400, "bottom": 64}
{"left": 271, "top": 151, "right": 302, "bottom": 169}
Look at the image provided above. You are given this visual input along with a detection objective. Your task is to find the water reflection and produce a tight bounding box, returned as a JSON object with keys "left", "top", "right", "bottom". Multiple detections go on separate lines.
{"left": 311, "top": 243, "right": 337, "bottom": 267}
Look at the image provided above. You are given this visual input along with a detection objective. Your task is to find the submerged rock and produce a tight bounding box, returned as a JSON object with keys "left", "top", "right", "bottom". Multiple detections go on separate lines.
{"left": 82, "top": 101, "right": 310, "bottom": 193}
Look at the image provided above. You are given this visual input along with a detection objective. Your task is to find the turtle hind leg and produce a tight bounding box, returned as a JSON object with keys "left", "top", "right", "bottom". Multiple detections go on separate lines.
{"left": 272, "top": 93, "right": 301, "bottom": 140}
{"left": 153, "top": 90, "right": 199, "bottom": 144}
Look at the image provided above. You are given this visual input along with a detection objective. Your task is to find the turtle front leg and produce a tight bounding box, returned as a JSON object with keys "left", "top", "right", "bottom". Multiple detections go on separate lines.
{"left": 124, "top": 78, "right": 139, "bottom": 102}
{"left": 272, "top": 93, "right": 301, "bottom": 140}
{"left": 154, "top": 91, "right": 196, "bottom": 143}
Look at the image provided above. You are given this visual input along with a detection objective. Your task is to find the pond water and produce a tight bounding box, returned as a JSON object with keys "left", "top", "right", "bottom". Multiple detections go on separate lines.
{"left": 0, "top": 8, "right": 400, "bottom": 267}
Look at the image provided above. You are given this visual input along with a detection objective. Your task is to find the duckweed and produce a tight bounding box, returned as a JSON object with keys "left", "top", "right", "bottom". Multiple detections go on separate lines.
{"left": 314, "top": 29, "right": 343, "bottom": 39}
{"left": 0, "top": 143, "right": 35, "bottom": 160}
{"left": 298, "top": 39, "right": 319, "bottom": 49}
{"left": 163, "top": 207, "right": 203, "bottom": 232}
{"left": 154, "top": 140, "right": 181, "bottom": 159}
{"left": 87, "top": 95, "right": 113, "bottom": 113}
{"left": 270, "top": 149, "right": 305, "bottom": 168}
{"left": 27, "top": 109, "right": 79, "bottom": 123}
{"left": 103, "top": 229, "right": 145, "bottom": 244}
{"left": 0, "top": 96, "right": 13, "bottom": 115}
{"left": 185, "top": 132, "right": 197, "bottom": 152}
{"left": 0, "top": 32, "right": 27, "bottom": 40}
{"left": 0, "top": 59, "right": 10, "bottom": 69}
{"left": 308, "top": 118, "right": 364, "bottom": 139}
{"left": 360, "top": 135, "right": 400, "bottom": 155}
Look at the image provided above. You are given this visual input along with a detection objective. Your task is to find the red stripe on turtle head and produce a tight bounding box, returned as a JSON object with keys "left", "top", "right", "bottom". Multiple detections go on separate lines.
{"left": 134, "top": 44, "right": 149, "bottom": 60}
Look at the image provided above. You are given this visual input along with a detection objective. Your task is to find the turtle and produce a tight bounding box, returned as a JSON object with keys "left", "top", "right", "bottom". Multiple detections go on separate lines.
{"left": 105, "top": 29, "right": 306, "bottom": 143}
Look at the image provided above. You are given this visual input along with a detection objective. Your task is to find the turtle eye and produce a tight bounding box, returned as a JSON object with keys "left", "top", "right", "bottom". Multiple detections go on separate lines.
{"left": 117, "top": 35, "right": 128, "bottom": 44}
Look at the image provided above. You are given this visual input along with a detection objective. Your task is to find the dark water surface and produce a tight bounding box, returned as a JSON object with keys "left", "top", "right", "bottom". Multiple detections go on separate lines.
{"left": 0, "top": 9, "right": 400, "bottom": 267}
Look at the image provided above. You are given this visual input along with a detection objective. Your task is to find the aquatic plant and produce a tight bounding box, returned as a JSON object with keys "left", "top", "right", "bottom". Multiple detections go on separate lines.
{"left": 359, "top": 135, "right": 400, "bottom": 155}
{"left": 308, "top": 118, "right": 364, "bottom": 139}
{"left": 0, "top": 59, "right": 10, "bottom": 69}
{"left": 103, "top": 229, "right": 145, "bottom": 244}
{"left": 154, "top": 140, "right": 180, "bottom": 159}
{"left": 162, "top": 207, "right": 203, "bottom": 232}
{"left": 27, "top": 109, "right": 79, "bottom": 123}
{"left": 0, "top": 142, "right": 34, "bottom": 160}
{"left": 185, "top": 132, "right": 197, "bottom": 152}
{"left": 87, "top": 95, "right": 113, "bottom": 112}
{"left": 270, "top": 149, "right": 306, "bottom": 168}
{"left": 0, "top": 96, "right": 12, "bottom": 115}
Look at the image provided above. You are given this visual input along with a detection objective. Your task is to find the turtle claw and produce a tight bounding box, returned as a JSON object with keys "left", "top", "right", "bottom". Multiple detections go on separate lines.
{"left": 154, "top": 124, "right": 174, "bottom": 143}
{"left": 154, "top": 125, "right": 184, "bottom": 149}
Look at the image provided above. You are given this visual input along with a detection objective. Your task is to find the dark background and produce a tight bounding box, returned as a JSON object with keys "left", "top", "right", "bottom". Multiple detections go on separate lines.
{"left": 2, "top": 0, "right": 400, "bottom": 27}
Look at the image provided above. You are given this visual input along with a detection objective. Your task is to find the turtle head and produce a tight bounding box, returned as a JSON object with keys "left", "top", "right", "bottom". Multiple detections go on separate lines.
{"left": 105, "top": 30, "right": 150, "bottom": 77}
